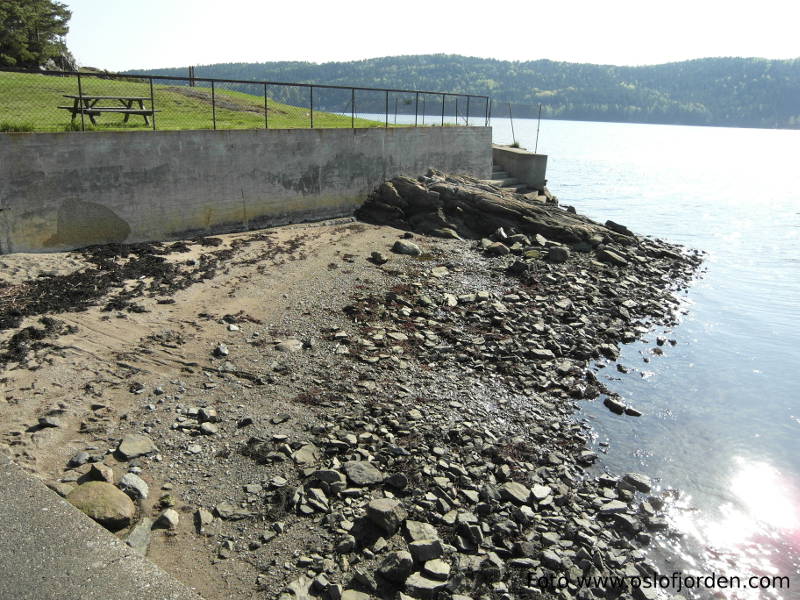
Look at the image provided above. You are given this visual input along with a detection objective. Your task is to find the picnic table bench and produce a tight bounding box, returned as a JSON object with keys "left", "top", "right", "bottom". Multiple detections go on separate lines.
{"left": 58, "top": 95, "right": 159, "bottom": 126}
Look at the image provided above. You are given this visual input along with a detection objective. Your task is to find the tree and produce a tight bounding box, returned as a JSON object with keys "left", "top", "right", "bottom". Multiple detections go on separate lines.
{"left": 0, "top": 0, "right": 72, "bottom": 69}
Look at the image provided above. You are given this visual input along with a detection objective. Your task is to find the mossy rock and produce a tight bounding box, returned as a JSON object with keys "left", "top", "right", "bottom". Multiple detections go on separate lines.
{"left": 67, "top": 481, "right": 136, "bottom": 531}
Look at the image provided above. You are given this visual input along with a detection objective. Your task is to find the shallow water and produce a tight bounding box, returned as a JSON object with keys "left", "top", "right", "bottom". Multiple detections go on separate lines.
{"left": 491, "top": 118, "right": 800, "bottom": 598}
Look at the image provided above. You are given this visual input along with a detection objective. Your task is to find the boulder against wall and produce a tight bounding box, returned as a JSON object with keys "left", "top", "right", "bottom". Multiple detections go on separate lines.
{"left": 356, "top": 170, "right": 636, "bottom": 247}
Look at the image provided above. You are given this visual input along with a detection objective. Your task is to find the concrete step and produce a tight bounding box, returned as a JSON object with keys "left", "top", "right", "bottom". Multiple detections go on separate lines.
{"left": 491, "top": 170, "right": 510, "bottom": 179}
{"left": 484, "top": 177, "right": 519, "bottom": 188}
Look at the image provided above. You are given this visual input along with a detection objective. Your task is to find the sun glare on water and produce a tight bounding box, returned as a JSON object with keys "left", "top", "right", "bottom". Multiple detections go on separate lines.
{"left": 666, "top": 457, "right": 800, "bottom": 599}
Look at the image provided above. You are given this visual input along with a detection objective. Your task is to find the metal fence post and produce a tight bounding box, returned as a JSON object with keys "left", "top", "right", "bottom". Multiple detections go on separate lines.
{"left": 310, "top": 86, "right": 314, "bottom": 129}
{"left": 385, "top": 91, "right": 389, "bottom": 128}
{"left": 486, "top": 98, "right": 491, "bottom": 126}
{"left": 415, "top": 92, "right": 419, "bottom": 127}
{"left": 441, "top": 94, "right": 445, "bottom": 126}
{"left": 351, "top": 88, "right": 355, "bottom": 129}
{"left": 76, "top": 72, "right": 85, "bottom": 132}
{"left": 455, "top": 98, "right": 459, "bottom": 125}
{"left": 149, "top": 77, "right": 156, "bottom": 131}
{"left": 466, "top": 96, "right": 470, "bottom": 126}
{"left": 264, "top": 83, "right": 268, "bottom": 129}
{"left": 211, "top": 81, "right": 216, "bottom": 130}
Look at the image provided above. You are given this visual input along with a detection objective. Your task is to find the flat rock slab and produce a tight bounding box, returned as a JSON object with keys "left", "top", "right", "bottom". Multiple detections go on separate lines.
{"left": 275, "top": 338, "right": 304, "bottom": 352}
{"left": 499, "top": 481, "right": 531, "bottom": 504}
{"left": 116, "top": 434, "right": 157, "bottom": 460}
{"left": 404, "top": 519, "right": 439, "bottom": 542}
{"left": 342, "top": 460, "right": 384, "bottom": 486}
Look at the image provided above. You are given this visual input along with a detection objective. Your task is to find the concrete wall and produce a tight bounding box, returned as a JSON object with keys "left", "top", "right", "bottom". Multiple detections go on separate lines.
{"left": 492, "top": 144, "right": 548, "bottom": 191}
{"left": 0, "top": 127, "right": 491, "bottom": 253}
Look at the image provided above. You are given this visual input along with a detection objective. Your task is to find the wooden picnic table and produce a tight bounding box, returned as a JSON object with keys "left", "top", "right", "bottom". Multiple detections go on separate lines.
{"left": 58, "top": 95, "right": 157, "bottom": 126}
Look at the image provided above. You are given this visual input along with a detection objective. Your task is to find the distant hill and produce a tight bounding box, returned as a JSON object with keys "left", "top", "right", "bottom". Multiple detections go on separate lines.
{"left": 130, "top": 55, "right": 800, "bottom": 129}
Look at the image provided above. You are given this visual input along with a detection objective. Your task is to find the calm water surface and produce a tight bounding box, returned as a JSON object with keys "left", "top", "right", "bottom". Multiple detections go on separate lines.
{"left": 491, "top": 118, "right": 800, "bottom": 598}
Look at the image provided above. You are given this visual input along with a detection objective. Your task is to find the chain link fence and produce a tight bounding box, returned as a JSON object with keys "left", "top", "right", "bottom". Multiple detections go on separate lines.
{"left": 0, "top": 68, "right": 489, "bottom": 133}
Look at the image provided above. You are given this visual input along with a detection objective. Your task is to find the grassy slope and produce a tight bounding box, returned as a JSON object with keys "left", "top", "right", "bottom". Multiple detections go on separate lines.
{"left": 0, "top": 71, "right": 386, "bottom": 132}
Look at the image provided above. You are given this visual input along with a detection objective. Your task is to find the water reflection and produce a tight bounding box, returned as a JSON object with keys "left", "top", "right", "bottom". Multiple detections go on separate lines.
{"left": 664, "top": 457, "right": 800, "bottom": 598}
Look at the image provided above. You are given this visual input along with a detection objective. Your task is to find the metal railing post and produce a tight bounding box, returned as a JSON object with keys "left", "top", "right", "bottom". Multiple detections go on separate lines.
{"left": 455, "top": 98, "right": 459, "bottom": 125}
{"left": 441, "top": 94, "right": 445, "bottom": 126}
{"left": 351, "top": 88, "right": 355, "bottom": 129}
{"left": 149, "top": 77, "right": 156, "bottom": 131}
{"left": 385, "top": 91, "right": 389, "bottom": 128}
{"left": 486, "top": 98, "right": 491, "bottom": 126}
{"left": 466, "top": 96, "right": 470, "bottom": 126}
{"left": 211, "top": 81, "right": 216, "bottom": 130}
{"left": 310, "top": 86, "right": 314, "bottom": 129}
{"left": 415, "top": 92, "right": 419, "bottom": 127}
{"left": 76, "top": 72, "right": 85, "bottom": 131}
{"left": 264, "top": 83, "right": 268, "bottom": 129}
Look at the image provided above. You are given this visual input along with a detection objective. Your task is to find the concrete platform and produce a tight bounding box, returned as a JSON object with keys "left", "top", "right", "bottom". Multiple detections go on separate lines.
{"left": 0, "top": 453, "right": 203, "bottom": 600}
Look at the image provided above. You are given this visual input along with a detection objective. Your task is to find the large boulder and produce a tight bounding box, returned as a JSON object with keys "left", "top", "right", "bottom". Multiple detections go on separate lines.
{"left": 67, "top": 481, "right": 136, "bottom": 531}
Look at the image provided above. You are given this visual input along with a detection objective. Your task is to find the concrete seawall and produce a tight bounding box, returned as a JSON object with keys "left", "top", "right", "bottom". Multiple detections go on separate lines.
{"left": 0, "top": 127, "right": 491, "bottom": 253}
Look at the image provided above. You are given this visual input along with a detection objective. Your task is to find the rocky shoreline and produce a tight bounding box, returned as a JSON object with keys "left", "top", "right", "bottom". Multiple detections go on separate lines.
{"left": 0, "top": 172, "right": 702, "bottom": 600}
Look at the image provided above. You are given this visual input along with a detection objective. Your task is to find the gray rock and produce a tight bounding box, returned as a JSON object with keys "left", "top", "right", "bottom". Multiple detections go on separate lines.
{"left": 531, "top": 484, "right": 552, "bottom": 501}
{"left": 599, "top": 500, "right": 629, "bottom": 515}
{"left": 276, "top": 337, "right": 304, "bottom": 352}
{"left": 404, "top": 572, "right": 448, "bottom": 598}
{"left": 528, "top": 348, "right": 556, "bottom": 360}
{"left": 378, "top": 550, "right": 413, "bottom": 583}
{"left": 405, "top": 520, "right": 439, "bottom": 542}
{"left": 603, "top": 397, "right": 627, "bottom": 414}
{"left": 154, "top": 508, "right": 179, "bottom": 529}
{"left": 597, "top": 248, "right": 628, "bottom": 266}
{"left": 423, "top": 558, "right": 451, "bottom": 581}
{"left": 370, "top": 251, "right": 389, "bottom": 265}
{"left": 282, "top": 575, "right": 314, "bottom": 600}
{"left": 335, "top": 534, "right": 356, "bottom": 554}
{"left": 200, "top": 422, "right": 218, "bottom": 435}
{"left": 292, "top": 443, "right": 320, "bottom": 466}
{"left": 485, "top": 242, "right": 510, "bottom": 257}
{"left": 499, "top": 481, "right": 531, "bottom": 504}
{"left": 480, "top": 552, "right": 505, "bottom": 582}
{"left": 392, "top": 240, "right": 422, "bottom": 256}
{"left": 195, "top": 508, "right": 214, "bottom": 532}
{"left": 541, "top": 549, "right": 562, "bottom": 569}
{"left": 366, "top": 498, "right": 407, "bottom": 535}
{"left": 38, "top": 416, "right": 61, "bottom": 428}
{"left": 341, "top": 591, "right": 370, "bottom": 600}
{"left": 605, "top": 220, "right": 635, "bottom": 237}
{"left": 546, "top": 246, "right": 570, "bottom": 263}
{"left": 123, "top": 517, "right": 153, "bottom": 555}
{"left": 342, "top": 460, "right": 384, "bottom": 486}
{"left": 409, "top": 539, "right": 443, "bottom": 563}
{"left": 213, "top": 342, "right": 229, "bottom": 357}
{"left": 623, "top": 472, "right": 652, "bottom": 493}
{"left": 119, "top": 473, "right": 149, "bottom": 500}
{"left": 116, "top": 434, "right": 157, "bottom": 460}
{"left": 215, "top": 501, "right": 252, "bottom": 520}
{"left": 67, "top": 451, "right": 90, "bottom": 468}
{"left": 66, "top": 481, "right": 136, "bottom": 531}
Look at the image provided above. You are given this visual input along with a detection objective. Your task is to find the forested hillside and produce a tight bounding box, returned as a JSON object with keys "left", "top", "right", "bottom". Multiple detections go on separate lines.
{"left": 131, "top": 55, "right": 800, "bottom": 129}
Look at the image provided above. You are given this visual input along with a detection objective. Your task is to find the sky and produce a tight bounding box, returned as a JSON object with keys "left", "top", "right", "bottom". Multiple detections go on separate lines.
{"left": 61, "top": 0, "right": 800, "bottom": 72}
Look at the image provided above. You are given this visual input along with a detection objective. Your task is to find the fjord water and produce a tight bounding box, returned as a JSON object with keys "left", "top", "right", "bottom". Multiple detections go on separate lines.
{"left": 492, "top": 118, "right": 800, "bottom": 597}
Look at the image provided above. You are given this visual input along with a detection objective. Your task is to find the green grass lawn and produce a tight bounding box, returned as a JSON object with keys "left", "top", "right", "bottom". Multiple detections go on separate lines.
{"left": 0, "top": 70, "right": 389, "bottom": 132}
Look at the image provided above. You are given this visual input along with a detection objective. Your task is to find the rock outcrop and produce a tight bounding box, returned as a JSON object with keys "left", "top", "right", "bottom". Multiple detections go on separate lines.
{"left": 356, "top": 170, "right": 635, "bottom": 247}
